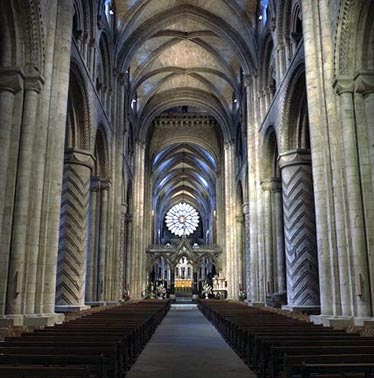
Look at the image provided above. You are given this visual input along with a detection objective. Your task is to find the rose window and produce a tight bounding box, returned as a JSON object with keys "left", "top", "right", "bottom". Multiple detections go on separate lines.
{"left": 165, "top": 203, "right": 199, "bottom": 236}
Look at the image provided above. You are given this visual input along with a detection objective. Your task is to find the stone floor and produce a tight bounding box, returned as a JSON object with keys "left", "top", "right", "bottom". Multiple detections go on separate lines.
{"left": 127, "top": 307, "right": 257, "bottom": 378}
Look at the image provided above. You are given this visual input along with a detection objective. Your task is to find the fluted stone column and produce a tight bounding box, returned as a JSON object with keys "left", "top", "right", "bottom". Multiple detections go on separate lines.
{"left": 272, "top": 178, "right": 286, "bottom": 293}
{"left": 334, "top": 78, "right": 372, "bottom": 317}
{"left": 6, "top": 76, "right": 44, "bottom": 317}
{"left": 261, "top": 180, "right": 274, "bottom": 295}
{"left": 0, "top": 69, "right": 23, "bottom": 314}
{"left": 279, "top": 150, "right": 320, "bottom": 310}
{"left": 98, "top": 179, "right": 110, "bottom": 302}
{"left": 55, "top": 150, "right": 94, "bottom": 312}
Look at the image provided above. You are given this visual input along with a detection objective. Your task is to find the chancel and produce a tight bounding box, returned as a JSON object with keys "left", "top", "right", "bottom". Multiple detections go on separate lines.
{"left": 0, "top": 0, "right": 373, "bottom": 377}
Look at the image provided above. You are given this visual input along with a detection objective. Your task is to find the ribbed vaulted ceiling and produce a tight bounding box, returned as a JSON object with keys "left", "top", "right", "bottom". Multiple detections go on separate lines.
{"left": 115, "top": 0, "right": 258, "bottom": 244}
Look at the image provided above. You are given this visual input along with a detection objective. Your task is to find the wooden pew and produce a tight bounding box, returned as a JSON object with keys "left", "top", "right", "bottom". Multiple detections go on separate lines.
{"left": 0, "top": 300, "right": 171, "bottom": 377}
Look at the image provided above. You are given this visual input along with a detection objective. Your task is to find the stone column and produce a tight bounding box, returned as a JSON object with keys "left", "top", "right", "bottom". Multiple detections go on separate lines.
{"left": 55, "top": 149, "right": 94, "bottom": 312}
{"left": 224, "top": 141, "right": 238, "bottom": 299}
{"left": 279, "top": 150, "right": 320, "bottom": 310}
{"left": 130, "top": 142, "right": 146, "bottom": 298}
{"left": 170, "top": 270, "right": 175, "bottom": 295}
{"left": 6, "top": 76, "right": 44, "bottom": 316}
{"left": 39, "top": 0, "right": 74, "bottom": 316}
{"left": 354, "top": 72, "right": 374, "bottom": 316}
{"left": 243, "top": 203, "right": 251, "bottom": 300}
{"left": 0, "top": 69, "right": 23, "bottom": 314}
{"left": 85, "top": 177, "right": 100, "bottom": 303}
{"left": 244, "top": 75, "right": 260, "bottom": 304}
{"left": 193, "top": 269, "right": 198, "bottom": 295}
{"left": 334, "top": 78, "right": 372, "bottom": 317}
{"left": 98, "top": 179, "right": 110, "bottom": 302}
{"left": 261, "top": 180, "right": 274, "bottom": 295}
{"left": 272, "top": 178, "right": 286, "bottom": 293}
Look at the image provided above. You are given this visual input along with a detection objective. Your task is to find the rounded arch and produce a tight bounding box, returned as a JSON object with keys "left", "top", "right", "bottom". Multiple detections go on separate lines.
{"left": 93, "top": 125, "right": 110, "bottom": 178}
{"left": 65, "top": 61, "right": 92, "bottom": 151}
{"left": 261, "top": 126, "right": 280, "bottom": 179}
{"left": 335, "top": 0, "right": 374, "bottom": 76}
{"left": 278, "top": 61, "right": 309, "bottom": 153}
{"left": 138, "top": 88, "right": 231, "bottom": 142}
{"left": 0, "top": 0, "right": 44, "bottom": 72}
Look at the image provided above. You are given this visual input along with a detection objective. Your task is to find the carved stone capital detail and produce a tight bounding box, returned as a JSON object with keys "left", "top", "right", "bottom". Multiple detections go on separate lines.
{"left": 333, "top": 77, "right": 354, "bottom": 95}
{"left": 270, "top": 177, "right": 282, "bottom": 193}
{"left": 354, "top": 71, "right": 374, "bottom": 95}
{"left": 243, "top": 74, "right": 252, "bottom": 88}
{"left": 100, "top": 179, "right": 112, "bottom": 191}
{"left": 260, "top": 179, "right": 273, "bottom": 192}
{"left": 0, "top": 68, "right": 24, "bottom": 93}
{"left": 278, "top": 149, "right": 311, "bottom": 169}
{"left": 24, "top": 75, "right": 44, "bottom": 93}
{"left": 64, "top": 149, "right": 95, "bottom": 170}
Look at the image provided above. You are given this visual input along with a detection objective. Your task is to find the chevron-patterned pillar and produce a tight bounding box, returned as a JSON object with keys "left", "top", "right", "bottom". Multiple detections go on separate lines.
{"left": 279, "top": 150, "right": 320, "bottom": 310}
{"left": 55, "top": 150, "right": 94, "bottom": 312}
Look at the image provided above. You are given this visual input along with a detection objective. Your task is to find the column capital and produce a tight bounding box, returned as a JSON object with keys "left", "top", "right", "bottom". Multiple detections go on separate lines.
{"left": 333, "top": 77, "right": 354, "bottom": 95}
{"left": 0, "top": 68, "right": 24, "bottom": 93}
{"left": 354, "top": 71, "right": 374, "bottom": 95}
{"left": 270, "top": 177, "right": 282, "bottom": 193}
{"left": 242, "top": 202, "right": 249, "bottom": 215}
{"left": 278, "top": 149, "right": 311, "bottom": 169}
{"left": 100, "top": 178, "right": 111, "bottom": 190}
{"left": 260, "top": 179, "right": 273, "bottom": 192}
{"left": 243, "top": 74, "right": 253, "bottom": 88}
{"left": 64, "top": 148, "right": 95, "bottom": 170}
{"left": 90, "top": 176, "right": 101, "bottom": 191}
{"left": 24, "top": 75, "right": 44, "bottom": 93}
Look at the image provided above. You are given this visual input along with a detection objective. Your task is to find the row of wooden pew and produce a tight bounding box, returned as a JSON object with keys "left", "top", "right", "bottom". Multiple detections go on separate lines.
{"left": 0, "top": 300, "right": 171, "bottom": 377}
{"left": 198, "top": 300, "right": 374, "bottom": 378}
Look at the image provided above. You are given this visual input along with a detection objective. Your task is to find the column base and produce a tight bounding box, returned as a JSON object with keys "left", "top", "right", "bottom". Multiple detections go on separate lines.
{"left": 248, "top": 302, "right": 266, "bottom": 307}
{"left": 309, "top": 315, "right": 374, "bottom": 328}
{"left": 354, "top": 317, "right": 374, "bottom": 327}
{"left": 0, "top": 313, "right": 65, "bottom": 327}
{"left": 282, "top": 305, "right": 320, "bottom": 315}
{"left": 85, "top": 301, "right": 119, "bottom": 308}
{"left": 55, "top": 304, "right": 91, "bottom": 313}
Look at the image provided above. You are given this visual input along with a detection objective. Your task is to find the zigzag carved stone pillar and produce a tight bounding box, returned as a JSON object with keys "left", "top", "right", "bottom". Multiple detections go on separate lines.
{"left": 279, "top": 150, "right": 320, "bottom": 310}
{"left": 55, "top": 150, "right": 94, "bottom": 312}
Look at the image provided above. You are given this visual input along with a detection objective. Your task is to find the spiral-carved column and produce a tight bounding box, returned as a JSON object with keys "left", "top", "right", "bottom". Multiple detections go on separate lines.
{"left": 55, "top": 150, "right": 94, "bottom": 311}
{"left": 279, "top": 150, "right": 320, "bottom": 310}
